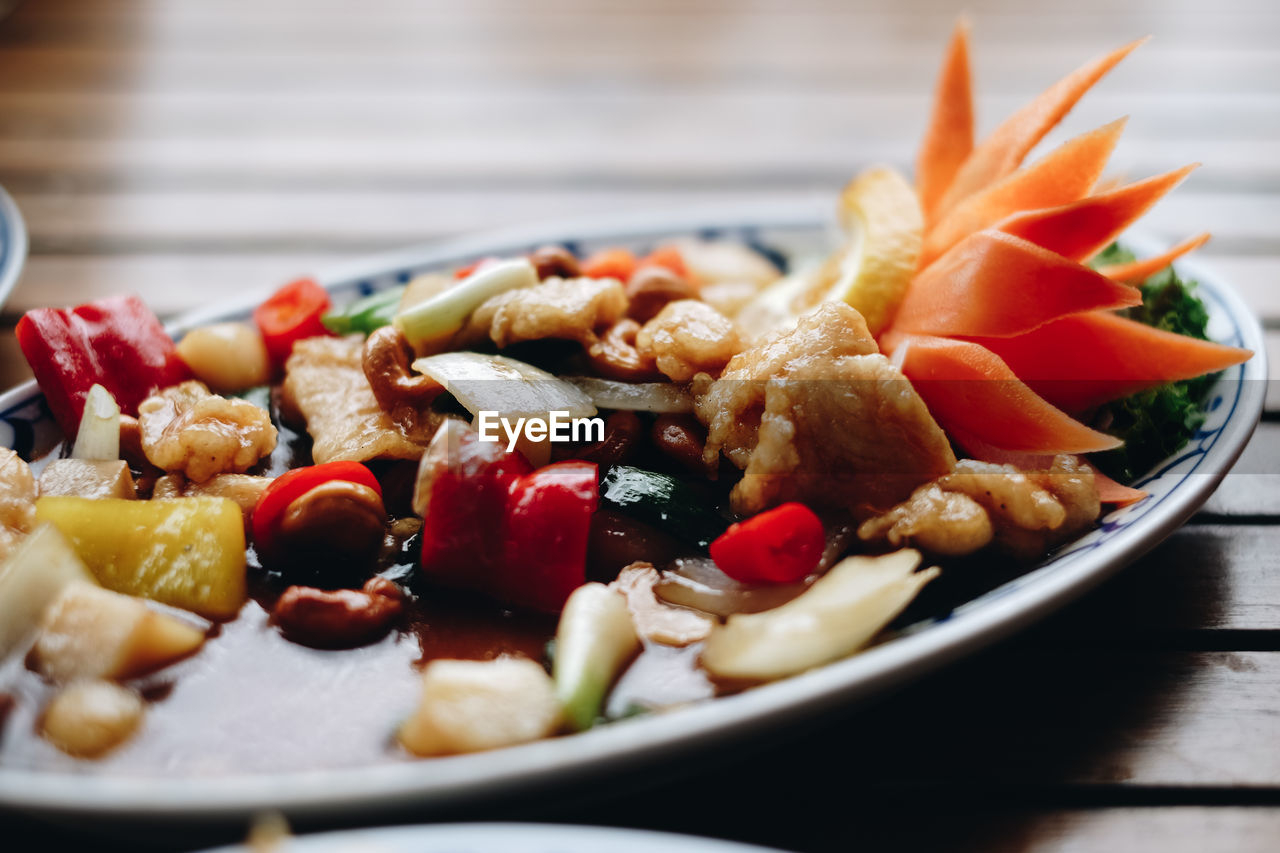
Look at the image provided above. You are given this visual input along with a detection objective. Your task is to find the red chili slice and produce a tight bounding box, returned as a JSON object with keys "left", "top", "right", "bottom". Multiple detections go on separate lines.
{"left": 252, "top": 277, "right": 333, "bottom": 369}
{"left": 709, "top": 502, "right": 826, "bottom": 584}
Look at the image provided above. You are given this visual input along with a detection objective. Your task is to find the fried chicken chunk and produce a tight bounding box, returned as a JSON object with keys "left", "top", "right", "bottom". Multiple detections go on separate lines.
{"left": 858, "top": 455, "right": 1101, "bottom": 558}
{"left": 695, "top": 302, "right": 955, "bottom": 516}
{"left": 284, "top": 336, "right": 434, "bottom": 464}
{"left": 138, "top": 381, "right": 277, "bottom": 483}
{"left": 637, "top": 299, "right": 742, "bottom": 382}
{"left": 0, "top": 449, "right": 36, "bottom": 561}
{"left": 469, "top": 276, "right": 628, "bottom": 349}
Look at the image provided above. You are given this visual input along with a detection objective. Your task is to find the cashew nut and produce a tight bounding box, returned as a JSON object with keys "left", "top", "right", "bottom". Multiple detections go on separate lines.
{"left": 529, "top": 245, "right": 581, "bottom": 280}
{"left": 586, "top": 319, "right": 662, "bottom": 382}
{"left": 271, "top": 480, "right": 388, "bottom": 583}
{"left": 625, "top": 267, "right": 697, "bottom": 323}
{"left": 362, "top": 325, "right": 445, "bottom": 429}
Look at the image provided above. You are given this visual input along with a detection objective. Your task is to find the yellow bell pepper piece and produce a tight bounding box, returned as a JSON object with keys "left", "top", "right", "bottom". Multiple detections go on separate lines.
{"left": 34, "top": 496, "right": 247, "bottom": 620}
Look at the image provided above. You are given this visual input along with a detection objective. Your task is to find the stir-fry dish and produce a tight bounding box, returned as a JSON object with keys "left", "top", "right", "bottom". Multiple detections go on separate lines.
{"left": 0, "top": 24, "right": 1255, "bottom": 770}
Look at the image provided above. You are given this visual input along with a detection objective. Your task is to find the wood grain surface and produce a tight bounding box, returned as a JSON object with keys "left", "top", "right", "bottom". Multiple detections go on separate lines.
{"left": 1, "top": 1, "right": 1278, "bottom": 851}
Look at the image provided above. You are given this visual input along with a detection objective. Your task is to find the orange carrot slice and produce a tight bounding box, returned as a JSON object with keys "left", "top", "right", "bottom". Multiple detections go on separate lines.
{"left": 1092, "top": 175, "right": 1128, "bottom": 194}
{"left": 995, "top": 164, "right": 1197, "bottom": 263}
{"left": 966, "top": 311, "right": 1252, "bottom": 411}
{"left": 1085, "top": 460, "right": 1149, "bottom": 506}
{"left": 916, "top": 19, "right": 974, "bottom": 225}
{"left": 933, "top": 38, "right": 1145, "bottom": 218}
{"left": 890, "top": 230, "right": 1141, "bottom": 339}
{"left": 1097, "top": 232, "right": 1212, "bottom": 283}
{"left": 886, "top": 333, "right": 1122, "bottom": 454}
{"left": 920, "top": 118, "right": 1126, "bottom": 267}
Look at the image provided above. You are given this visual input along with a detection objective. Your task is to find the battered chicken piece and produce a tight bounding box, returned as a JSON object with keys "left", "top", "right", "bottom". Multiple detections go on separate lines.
{"left": 636, "top": 300, "right": 742, "bottom": 382}
{"left": 153, "top": 472, "right": 272, "bottom": 528}
{"left": 138, "top": 381, "right": 276, "bottom": 483}
{"left": 858, "top": 455, "right": 1101, "bottom": 558}
{"left": 695, "top": 302, "right": 954, "bottom": 516}
{"left": 283, "top": 336, "right": 434, "bottom": 464}
{"left": 471, "top": 276, "right": 627, "bottom": 349}
{"left": 852, "top": 483, "right": 993, "bottom": 556}
{"left": 696, "top": 301, "right": 881, "bottom": 470}
{"left": 939, "top": 460, "right": 1066, "bottom": 531}
{"left": 0, "top": 449, "right": 36, "bottom": 562}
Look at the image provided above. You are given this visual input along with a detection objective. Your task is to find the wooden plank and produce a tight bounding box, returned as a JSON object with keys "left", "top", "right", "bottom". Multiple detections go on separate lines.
{"left": 8, "top": 190, "right": 1276, "bottom": 254}
{"left": 742, "top": 650, "right": 1280, "bottom": 789}
{"left": 1041, "top": 524, "right": 1280, "bottom": 633}
{"left": 5, "top": 1, "right": 1279, "bottom": 54}
{"left": 0, "top": 42, "right": 1275, "bottom": 96}
{"left": 574, "top": 805, "right": 1280, "bottom": 853}
{"left": 0, "top": 252, "right": 336, "bottom": 318}
{"left": 915, "top": 522, "right": 1280, "bottom": 640}
{"left": 1202, "top": 423, "right": 1280, "bottom": 517}
{"left": 928, "top": 809, "right": 1280, "bottom": 853}
{"left": 1, "top": 92, "right": 1274, "bottom": 143}
{"left": 1, "top": 136, "right": 1274, "bottom": 191}
{"left": 0, "top": 331, "right": 27, "bottom": 391}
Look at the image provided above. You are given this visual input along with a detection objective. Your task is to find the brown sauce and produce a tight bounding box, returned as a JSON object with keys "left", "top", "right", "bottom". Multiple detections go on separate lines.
{"left": 0, "top": 411, "right": 717, "bottom": 774}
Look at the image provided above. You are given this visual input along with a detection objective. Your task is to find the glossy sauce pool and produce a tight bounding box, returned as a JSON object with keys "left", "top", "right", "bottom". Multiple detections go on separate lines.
{"left": 0, "top": 409, "right": 717, "bottom": 775}
{"left": 0, "top": 579, "right": 714, "bottom": 775}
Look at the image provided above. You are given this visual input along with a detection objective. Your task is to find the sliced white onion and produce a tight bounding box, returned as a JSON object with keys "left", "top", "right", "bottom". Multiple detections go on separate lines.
{"left": 411, "top": 352, "right": 596, "bottom": 419}
{"left": 656, "top": 557, "right": 808, "bottom": 618}
{"left": 563, "top": 376, "right": 694, "bottom": 414}
{"left": 701, "top": 550, "right": 940, "bottom": 681}
{"left": 411, "top": 419, "right": 471, "bottom": 518}
{"left": 0, "top": 524, "right": 98, "bottom": 659}
{"left": 71, "top": 384, "right": 120, "bottom": 461}
{"left": 655, "top": 519, "right": 858, "bottom": 618}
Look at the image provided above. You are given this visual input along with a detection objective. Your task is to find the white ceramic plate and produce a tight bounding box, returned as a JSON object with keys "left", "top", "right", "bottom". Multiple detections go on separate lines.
{"left": 199, "top": 822, "right": 784, "bottom": 853}
{"left": 0, "top": 200, "right": 1266, "bottom": 822}
{"left": 0, "top": 186, "right": 27, "bottom": 313}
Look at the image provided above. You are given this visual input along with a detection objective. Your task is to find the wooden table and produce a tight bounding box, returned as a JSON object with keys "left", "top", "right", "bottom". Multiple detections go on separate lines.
{"left": 2, "top": 1, "right": 1279, "bottom": 850}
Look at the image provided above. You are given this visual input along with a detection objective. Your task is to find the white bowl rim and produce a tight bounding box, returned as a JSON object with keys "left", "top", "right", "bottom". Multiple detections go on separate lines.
{"left": 0, "top": 186, "right": 28, "bottom": 314}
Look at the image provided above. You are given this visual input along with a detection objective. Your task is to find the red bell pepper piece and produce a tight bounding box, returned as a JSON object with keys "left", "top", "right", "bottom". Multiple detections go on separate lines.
{"left": 417, "top": 429, "right": 597, "bottom": 613}
{"left": 500, "top": 461, "right": 599, "bottom": 612}
{"left": 253, "top": 278, "right": 332, "bottom": 370}
{"left": 419, "top": 429, "right": 532, "bottom": 580}
{"left": 709, "top": 502, "right": 826, "bottom": 584}
{"left": 581, "top": 247, "right": 638, "bottom": 282}
{"left": 251, "top": 461, "right": 383, "bottom": 564}
{"left": 16, "top": 294, "right": 191, "bottom": 439}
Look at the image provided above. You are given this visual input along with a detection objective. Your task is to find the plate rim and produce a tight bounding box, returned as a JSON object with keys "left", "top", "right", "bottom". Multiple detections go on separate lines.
{"left": 196, "top": 821, "right": 787, "bottom": 853}
{"left": 0, "top": 185, "right": 28, "bottom": 314}
{"left": 0, "top": 200, "right": 1267, "bottom": 821}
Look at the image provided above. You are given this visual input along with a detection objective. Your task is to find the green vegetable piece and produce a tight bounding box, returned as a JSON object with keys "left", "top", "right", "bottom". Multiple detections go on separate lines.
{"left": 394, "top": 259, "right": 538, "bottom": 353}
{"left": 1092, "top": 246, "right": 1217, "bottom": 483}
{"left": 321, "top": 286, "right": 406, "bottom": 336}
{"left": 553, "top": 583, "right": 639, "bottom": 732}
{"left": 600, "top": 465, "right": 730, "bottom": 550}
{"left": 1089, "top": 241, "right": 1137, "bottom": 269}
